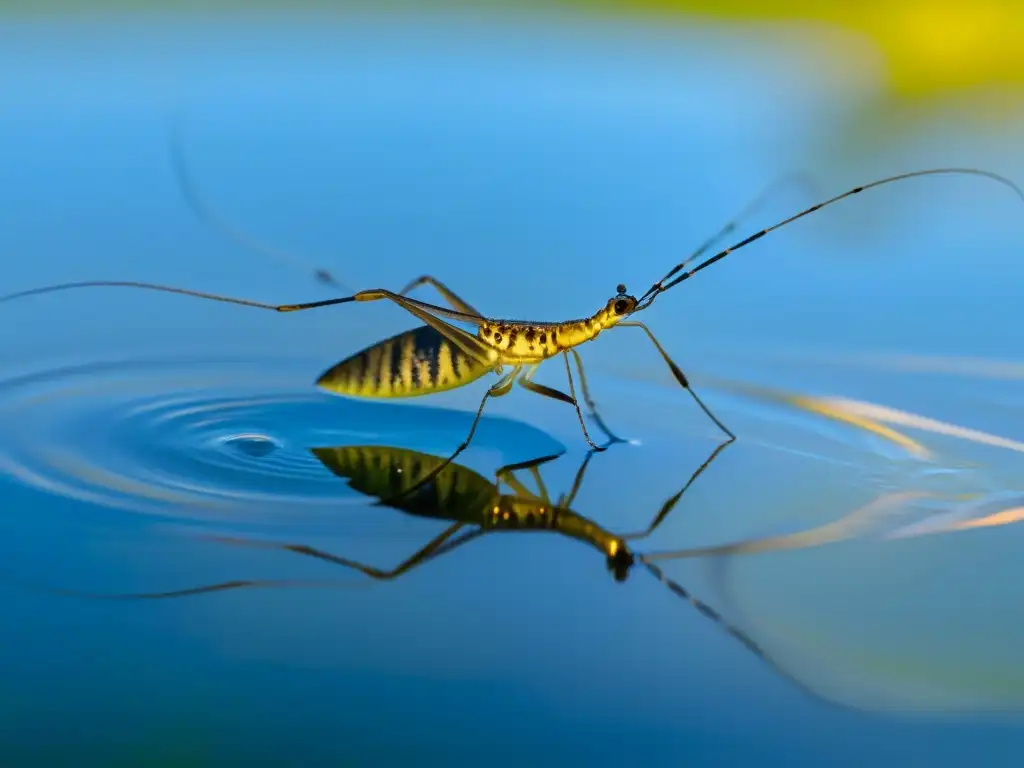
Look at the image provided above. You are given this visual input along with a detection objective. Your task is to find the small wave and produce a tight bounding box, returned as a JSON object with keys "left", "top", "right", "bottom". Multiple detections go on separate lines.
{"left": 0, "top": 353, "right": 563, "bottom": 524}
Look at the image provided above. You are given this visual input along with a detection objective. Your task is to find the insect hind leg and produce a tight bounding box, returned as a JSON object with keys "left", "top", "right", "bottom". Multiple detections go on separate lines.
{"left": 518, "top": 363, "right": 609, "bottom": 452}
{"left": 398, "top": 275, "right": 481, "bottom": 316}
{"left": 202, "top": 522, "right": 483, "bottom": 580}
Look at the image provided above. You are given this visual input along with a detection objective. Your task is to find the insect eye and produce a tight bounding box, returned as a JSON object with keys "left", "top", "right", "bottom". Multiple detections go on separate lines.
{"left": 613, "top": 299, "right": 628, "bottom": 314}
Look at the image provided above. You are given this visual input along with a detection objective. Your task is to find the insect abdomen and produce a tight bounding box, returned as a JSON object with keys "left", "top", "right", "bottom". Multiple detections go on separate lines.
{"left": 317, "top": 325, "right": 490, "bottom": 398}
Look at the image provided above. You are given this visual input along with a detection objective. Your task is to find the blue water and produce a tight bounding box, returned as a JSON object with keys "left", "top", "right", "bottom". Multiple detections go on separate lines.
{"left": 1, "top": 10, "right": 1024, "bottom": 765}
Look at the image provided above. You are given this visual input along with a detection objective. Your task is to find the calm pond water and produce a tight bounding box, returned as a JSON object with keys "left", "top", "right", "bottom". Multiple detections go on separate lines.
{"left": 2, "top": 11, "right": 1024, "bottom": 766}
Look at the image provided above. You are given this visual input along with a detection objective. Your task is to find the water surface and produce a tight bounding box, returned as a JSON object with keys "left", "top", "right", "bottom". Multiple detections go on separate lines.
{"left": 1, "top": 11, "right": 1023, "bottom": 765}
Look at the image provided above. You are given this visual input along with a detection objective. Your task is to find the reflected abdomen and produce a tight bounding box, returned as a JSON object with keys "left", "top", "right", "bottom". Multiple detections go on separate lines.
{"left": 311, "top": 445, "right": 497, "bottom": 521}
{"left": 317, "top": 325, "right": 490, "bottom": 398}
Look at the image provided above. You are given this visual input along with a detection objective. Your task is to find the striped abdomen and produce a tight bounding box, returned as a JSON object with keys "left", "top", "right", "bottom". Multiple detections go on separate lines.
{"left": 317, "top": 325, "right": 491, "bottom": 398}
{"left": 311, "top": 445, "right": 498, "bottom": 522}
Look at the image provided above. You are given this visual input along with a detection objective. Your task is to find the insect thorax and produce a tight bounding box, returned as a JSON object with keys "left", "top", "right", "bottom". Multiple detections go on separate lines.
{"left": 478, "top": 313, "right": 608, "bottom": 361}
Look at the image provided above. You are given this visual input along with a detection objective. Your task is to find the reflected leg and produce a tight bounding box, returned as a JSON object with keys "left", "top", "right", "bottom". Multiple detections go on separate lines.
{"left": 495, "top": 452, "right": 565, "bottom": 502}
{"left": 204, "top": 521, "right": 487, "bottom": 581}
{"left": 620, "top": 437, "right": 734, "bottom": 541}
{"left": 380, "top": 365, "right": 522, "bottom": 504}
{"left": 555, "top": 449, "right": 601, "bottom": 508}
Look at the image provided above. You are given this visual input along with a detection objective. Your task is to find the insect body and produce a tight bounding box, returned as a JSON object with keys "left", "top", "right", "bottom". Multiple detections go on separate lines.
{"left": 311, "top": 443, "right": 638, "bottom": 578}
{"left": 4, "top": 165, "right": 1022, "bottom": 498}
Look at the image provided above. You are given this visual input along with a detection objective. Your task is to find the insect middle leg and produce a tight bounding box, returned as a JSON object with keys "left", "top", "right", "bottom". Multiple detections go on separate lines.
{"left": 517, "top": 362, "right": 610, "bottom": 451}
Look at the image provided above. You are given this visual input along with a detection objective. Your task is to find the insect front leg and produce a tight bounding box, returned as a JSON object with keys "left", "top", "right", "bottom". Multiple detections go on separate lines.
{"left": 616, "top": 321, "right": 735, "bottom": 440}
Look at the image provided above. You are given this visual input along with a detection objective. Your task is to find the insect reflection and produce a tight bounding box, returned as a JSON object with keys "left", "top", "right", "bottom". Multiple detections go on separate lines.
{"left": 20, "top": 439, "right": 923, "bottom": 709}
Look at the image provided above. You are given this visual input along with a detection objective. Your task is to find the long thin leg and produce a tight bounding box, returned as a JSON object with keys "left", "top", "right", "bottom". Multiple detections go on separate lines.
{"left": 495, "top": 452, "right": 564, "bottom": 501}
{"left": 0, "top": 281, "right": 489, "bottom": 348}
{"left": 556, "top": 448, "right": 601, "bottom": 508}
{"left": 619, "top": 437, "right": 734, "bottom": 541}
{"left": 569, "top": 349, "right": 627, "bottom": 445}
{"left": 617, "top": 320, "right": 735, "bottom": 440}
{"left": 171, "top": 117, "right": 485, "bottom": 310}
{"left": 173, "top": 115, "right": 485, "bottom": 318}
{"left": 497, "top": 474, "right": 539, "bottom": 501}
{"left": 204, "top": 521, "right": 487, "bottom": 581}
{"left": 517, "top": 364, "right": 606, "bottom": 452}
{"left": 0, "top": 571, "right": 372, "bottom": 601}
{"left": 398, "top": 275, "right": 481, "bottom": 316}
{"left": 28, "top": 503, "right": 509, "bottom": 601}
{"left": 380, "top": 365, "right": 522, "bottom": 505}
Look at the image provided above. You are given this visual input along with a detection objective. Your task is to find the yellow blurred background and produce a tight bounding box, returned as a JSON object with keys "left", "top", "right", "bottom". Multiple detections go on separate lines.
{"left": 565, "top": 0, "right": 1024, "bottom": 100}
{"left": 9, "top": 0, "right": 1024, "bottom": 101}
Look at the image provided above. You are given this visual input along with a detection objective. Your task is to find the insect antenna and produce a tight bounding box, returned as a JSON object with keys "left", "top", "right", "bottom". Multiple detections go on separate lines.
{"left": 675, "top": 171, "right": 821, "bottom": 274}
{"left": 167, "top": 109, "right": 354, "bottom": 292}
{"left": 637, "top": 167, "right": 1024, "bottom": 308}
{"left": 638, "top": 559, "right": 856, "bottom": 711}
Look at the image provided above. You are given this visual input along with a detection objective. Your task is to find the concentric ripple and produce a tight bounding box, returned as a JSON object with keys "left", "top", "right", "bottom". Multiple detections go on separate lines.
{"left": 0, "top": 354, "right": 564, "bottom": 523}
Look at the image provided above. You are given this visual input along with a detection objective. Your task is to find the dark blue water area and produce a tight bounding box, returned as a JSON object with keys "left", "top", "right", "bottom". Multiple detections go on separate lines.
{"left": 1, "top": 9, "right": 1024, "bottom": 766}
{"left": 0, "top": 348, "right": 1021, "bottom": 765}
